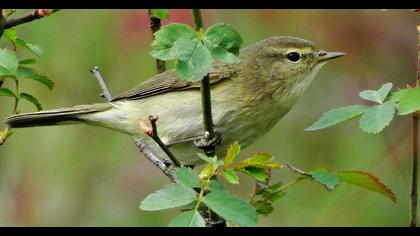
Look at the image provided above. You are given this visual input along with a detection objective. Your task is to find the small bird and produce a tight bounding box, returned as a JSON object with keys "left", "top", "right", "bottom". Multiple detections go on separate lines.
{"left": 5, "top": 36, "right": 345, "bottom": 165}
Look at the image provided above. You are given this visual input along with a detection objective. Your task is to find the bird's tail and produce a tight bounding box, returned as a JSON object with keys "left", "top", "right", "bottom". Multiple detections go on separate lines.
{"left": 4, "top": 103, "right": 113, "bottom": 128}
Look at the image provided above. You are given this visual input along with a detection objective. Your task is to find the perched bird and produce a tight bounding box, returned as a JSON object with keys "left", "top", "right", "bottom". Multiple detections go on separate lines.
{"left": 5, "top": 36, "right": 345, "bottom": 165}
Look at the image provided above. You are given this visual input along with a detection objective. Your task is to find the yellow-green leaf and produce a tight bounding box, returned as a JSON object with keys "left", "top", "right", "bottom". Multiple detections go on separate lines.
{"left": 337, "top": 171, "right": 396, "bottom": 203}
{"left": 224, "top": 141, "right": 240, "bottom": 167}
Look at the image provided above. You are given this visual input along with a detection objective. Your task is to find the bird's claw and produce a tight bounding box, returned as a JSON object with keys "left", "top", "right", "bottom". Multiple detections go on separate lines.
{"left": 194, "top": 131, "right": 222, "bottom": 156}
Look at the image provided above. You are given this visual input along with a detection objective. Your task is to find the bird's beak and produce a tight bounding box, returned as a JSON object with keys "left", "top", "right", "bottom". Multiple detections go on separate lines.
{"left": 317, "top": 51, "right": 346, "bottom": 62}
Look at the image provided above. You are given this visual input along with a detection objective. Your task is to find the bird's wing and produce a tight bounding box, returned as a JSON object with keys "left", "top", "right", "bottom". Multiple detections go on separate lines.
{"left": 110, "top": 63, "right": 236, "bottom": 102}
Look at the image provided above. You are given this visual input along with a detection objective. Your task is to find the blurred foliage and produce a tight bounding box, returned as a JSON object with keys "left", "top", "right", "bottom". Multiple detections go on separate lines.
{"left": 0, "top": 9, "right": 419, "bottom": 226}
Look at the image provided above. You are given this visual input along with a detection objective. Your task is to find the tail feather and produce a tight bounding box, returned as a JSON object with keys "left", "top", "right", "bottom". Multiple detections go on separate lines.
{"left": 5, "top": 103, "right": 112, "bottom": 128}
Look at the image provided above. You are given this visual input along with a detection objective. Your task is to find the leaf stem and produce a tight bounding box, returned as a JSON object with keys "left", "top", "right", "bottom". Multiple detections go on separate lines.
{"left": 191, "top": 9, "right": 216, "bottom": 155}
{"left": 148, "top": 9, "right": 166, "bottom": 74}
{"left": 12, "top": 79, "right": 19, "bottom": 115}
{"left": 410, "top": 25, "right": 420, "bottom": 227}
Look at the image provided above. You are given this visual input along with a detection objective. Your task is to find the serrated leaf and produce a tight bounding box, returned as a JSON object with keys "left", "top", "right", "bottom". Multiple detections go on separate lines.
{"left": 239, "top": 167, "right": 267, "bottom": 181}
{"left": 19, "top": 92, "right": 42, "bottom": 111}
{"left": 305, "top": 105, "right": 368, "bottom": 131}
{"left": 0, "top": 48, "right": 18, "bottom": 74}
{"left": 255, "top": 202, "right": 273, "bottom": 216}
{"left": 19, "top": 58, "right": 37, "bottom": 65}
{"left": 203, "top": 23, "right": 243, "bottom": 63}
{"left": 139, "top": 184, "right": 197, "bottom": 211}
{"left": 175, "top": 38, "right": 212, "bottom": 81}
{"left": 224, "top": 141, "right": 241, "bottom": 166}
{"left": 199, "top": 162, "right": 217, "bottom": 179}
{"left": 197, "top": 153, "right": 217, "bottom": 163}
{"left": 308, "top": 168, "right": 340, "bottom": 190}
{"left": 377, "top": 82, "right": 393, "bottom": 102}
{"left": 389, "top": 89, "right": 409, "bottom": 103}
{"left": 222, "top": 169, "right": 239, "bottom": 184}
{"left": 397, "top": 87, "right": 420, "bottom": 115}
{"left": 337, "top": 171, "right": 396, "bottom": 203}
{"left": 168, "top": 210, "right": 205, "bottom": 227}
{"left": 149, "top": 9, "right": 169, "bottom": 20}
{"left": 208, "top": 180, "right": 226, "bottom": 192}
{"left": 268, "top": 191, "right": 286, "bottom": 202}
{"left": 0, "top": 88, "right": 17, "bottom": 98}
{"left": 151, "top": 23, "right": 197, "bottom": 61}
{"left": 15, "top": 39, "right": 43, "bottom": 57}
{"left": 359, "top": 102, "right": 395, "bottom": 134}
{"left": 203, "top": 190, "right": 258, "bottom": 227}
{"left": 18, "top": 66, "right": 54, "bottom": 90}
{"left": 234, "top": 152, "right": 282, "bottom": 169}
{"left": 175, "top": 167, "right": 201, "bottom": 188}
{"left": 359, "top": 83, "right": 392, "bottom": 104}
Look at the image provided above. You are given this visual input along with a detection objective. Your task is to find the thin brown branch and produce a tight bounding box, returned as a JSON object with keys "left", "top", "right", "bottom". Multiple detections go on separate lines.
{"left": 410, "top": 25, "right": 420, "bottom": 227}
{"left": 147, "top": 10, "right": 166, "bottom": 73}
{"left": 90, "top": 66, "right": 177, "bottom": 182}
{"left": 3, "top": 9, "right": 60, "bottom": 29}
{"left": 139, "top": 115, "right": 181, "bottom": 167}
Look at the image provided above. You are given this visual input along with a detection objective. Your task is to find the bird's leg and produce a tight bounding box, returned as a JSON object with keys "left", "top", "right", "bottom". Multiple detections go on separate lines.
{"left": 194, "top": 131, "right": 222, "bottom": 156}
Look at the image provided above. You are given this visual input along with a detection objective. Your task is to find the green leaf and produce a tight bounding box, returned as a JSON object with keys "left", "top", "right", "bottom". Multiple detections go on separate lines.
{"left": 168, "top": 210, "right": 205, "bottom": 227}
{"left": 255, "top": 202, "right": 273, "bottom": 216}
{"left": 359, "top": 82, "right": 392, "bottom": 104}
{"left": 15, "top": 39, "right": 43, "bottom": 57}
{"left": 0, "top": 48, "right": 18, "bottom": 74}
{"left": 239, "top": 167, "right": 267, "bottom": 181}
{"left": 139, "top": 184, "right": 197, "bottom": 211}
{"left": 203, "top": 23, "right": 243, "bottom": 63}
{"left": 175, "top": 38, "right": 212, "bottom": 81}
{"left": 234, "top": 152, "right": 282, "bottom": 169}
{"left": 305, "top": 105, "right": 368, "bottom": 131}
{"left": 175, "top": 167, "right": 201, "bottom": 188}
{"left": 268, "top": 191, "right": 286, "bottom": 202}
{"left": 203, "top": 190, "right": 258, "bottom": 227}
{"left": 19, "top": 58, "right": 38, "bottom": 65}
{"left": 197, "top": 153, "right": 218, "bottom": 163}
{"left": 199, "top": 162, "right": 218, "bottom": 179}
{"left": 224, "top": 141, "right": 241, "bottom": 166}
{"left": 222, "top": 169, "right": 239, "bottom": 184}
{"left": 18, "top": 66, "right": 54, "bottom": 90}
{"left": 0, "top": 88, "right": 17, "bottom": 98}
{"left": 151, "top": 23, "right": 197, "bottom": 61}
{"left": 208, "top": 180, "right": 226, "bottom": 192}
{"left": 337, "top": 171, "right": 396, "bottom": 203}
{"left": 3, "top": 29, "right": 17, "bottom": 43}
{"left": 19, "top": 92, "right": 42, "bottom": 111}
{"left": 359, "top": 102, "right": 395, "bottom": 134}
{"left": 389, "top": 89, "right": 409, "bottom": 103}
{"left": 150, "top": 9, "right": 169, "bottom": 20}
{"left": 308, "top": 168, "right": 340, "bottom": 191}
{"left": 397, "top": 87, "right": 420, "bottom": 115}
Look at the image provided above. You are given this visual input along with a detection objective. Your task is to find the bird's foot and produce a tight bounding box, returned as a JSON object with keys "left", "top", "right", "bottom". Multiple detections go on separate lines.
{"left": 194, "top": 131, "right": 222, "bottom": 156}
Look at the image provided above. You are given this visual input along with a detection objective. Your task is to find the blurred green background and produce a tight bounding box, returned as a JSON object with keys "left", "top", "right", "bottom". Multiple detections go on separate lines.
{"left": 0, "top": 9, "right": 419, "bottom": 226}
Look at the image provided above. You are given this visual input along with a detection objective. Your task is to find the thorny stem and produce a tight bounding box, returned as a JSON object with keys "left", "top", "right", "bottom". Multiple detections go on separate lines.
{"left": 191, "top": 9, "right": 216, "bottom": 156}
{"left": 90, "top": 66, "right": 177, "bottom": 182}
{"left": 148, "top": 10, "right": 166, "bottom": 74}
{"left": 410, "top": 25, "right": 420, "bottom": 227}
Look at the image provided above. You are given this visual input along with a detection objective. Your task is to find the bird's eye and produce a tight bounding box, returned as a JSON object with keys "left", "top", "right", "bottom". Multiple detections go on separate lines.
{"left": 286, "top": 52, "right": 301, "bottom": 62}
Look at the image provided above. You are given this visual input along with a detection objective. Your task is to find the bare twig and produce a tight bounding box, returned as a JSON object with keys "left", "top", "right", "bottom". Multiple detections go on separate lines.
{"left": 90, "top": 66, "right": 177, "bottom": 182}
{"left": 410, "top": 25, "right": 420, "bottom": 227}
{"left": 133, "top": 137, "right": 176, "bottom": 182}
{"left": 3, "top": 9, "right": 60, "bottom": 29}
{"left": 147, "top": 10, "right": 166, "bottom": 73}
{"left": 90, "top": 66, "right": 112, "bottom": 101}
{"left": 139, "top": 115, "right": 181, "bottom": 167}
